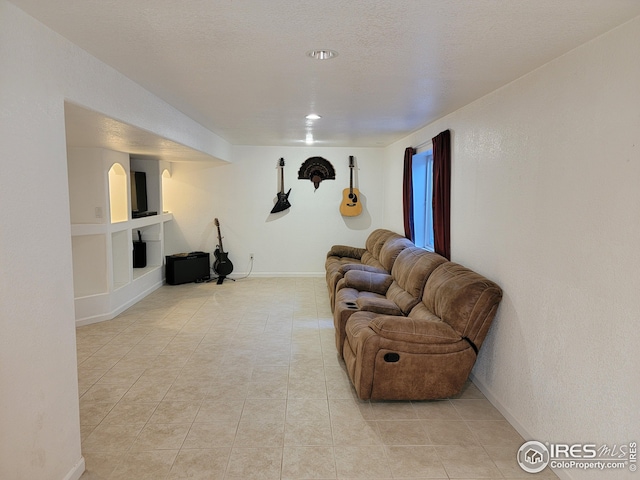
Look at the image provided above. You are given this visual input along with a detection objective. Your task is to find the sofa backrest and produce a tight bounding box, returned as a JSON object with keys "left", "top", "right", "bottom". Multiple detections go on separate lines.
{"left": 416, "top": 262, "right": 502, "bottom": 348}
{"left": 386, "top": 248, "right": 448, "bottom": 315}
{"left": 376, "top": 236, "right": 414, "bottom": 271}
{"left": 360, "top": 229, "right": 412, "bottom": 272}
{"left": 361, "top": 229, "right": 400, "bottom": 266}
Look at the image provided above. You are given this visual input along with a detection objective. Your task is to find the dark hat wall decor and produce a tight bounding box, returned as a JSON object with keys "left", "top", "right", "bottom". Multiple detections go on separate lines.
{"left": 298, "top": 156, "right": 335, "bottom": 190}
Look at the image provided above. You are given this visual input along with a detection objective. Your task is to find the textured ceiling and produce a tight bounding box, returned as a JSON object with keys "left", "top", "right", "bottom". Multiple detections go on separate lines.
{"left": 12, "top": 0, "right": 640, "bottom": 149}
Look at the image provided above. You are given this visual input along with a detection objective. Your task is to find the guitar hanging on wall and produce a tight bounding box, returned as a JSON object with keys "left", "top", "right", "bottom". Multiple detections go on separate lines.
{"left": 213, "top": 218, "right": 234, "bottom": 284}
{"left": 270, "top": 158, "right": 291, "bottom": 213}
{"left": 340, "top": 156, "right": 363, "bottom": 217}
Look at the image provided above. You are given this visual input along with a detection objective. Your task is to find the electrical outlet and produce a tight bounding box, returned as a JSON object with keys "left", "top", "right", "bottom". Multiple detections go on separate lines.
{"left": 95, "top": 207, "right": 103, "bottom": 219}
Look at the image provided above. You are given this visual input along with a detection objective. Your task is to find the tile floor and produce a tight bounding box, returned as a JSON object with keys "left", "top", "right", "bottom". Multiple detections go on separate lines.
{"left": 77, "top": 277, "right": 558, "bottom": 479}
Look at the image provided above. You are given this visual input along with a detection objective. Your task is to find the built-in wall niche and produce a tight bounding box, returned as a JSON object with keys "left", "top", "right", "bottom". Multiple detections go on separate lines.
{"left": 132, "top": 223, "right": 162, "bottom": 280}
{"left": 130, "top": 157, "right": 161, "bottom": 216}
{"left": 108, "top": 162, "right": 128, "bottom": 223}
{"left": 111, "top": 230, "right": 130, "bottom": 289}
{"left": 71, "top": 234, "right": 107, "bottom": 297}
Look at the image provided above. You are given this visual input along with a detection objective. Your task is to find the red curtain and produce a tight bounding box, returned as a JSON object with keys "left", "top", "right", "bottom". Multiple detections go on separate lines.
{"left": 402, "top": 147, "right": 416, "bottom": 241}
{"left": 432, "top": 129, "right": 451, "bottom": 259}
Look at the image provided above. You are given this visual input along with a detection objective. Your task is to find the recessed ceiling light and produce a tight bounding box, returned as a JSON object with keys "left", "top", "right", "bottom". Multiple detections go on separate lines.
{"left": 306, "top": 49, "right": 338, "bottom": 60}
{"left": 305, "top": 114, "right": 321, "bottom": 120}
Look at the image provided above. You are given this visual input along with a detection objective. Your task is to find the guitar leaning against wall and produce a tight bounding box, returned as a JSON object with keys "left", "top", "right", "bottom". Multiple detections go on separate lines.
{"left": 340, "top": 156, "right": 363, "bottom": 217}
{"left": 213, "top": 218, "right": 234, "bottom": 284}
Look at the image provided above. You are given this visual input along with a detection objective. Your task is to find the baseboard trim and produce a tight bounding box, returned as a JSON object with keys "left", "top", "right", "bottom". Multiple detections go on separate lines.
{"left": 469, "top": 372, "right": 572, "bottom": 480}
{"left": 62, "top": 456, "right": 85, "bottom": 480}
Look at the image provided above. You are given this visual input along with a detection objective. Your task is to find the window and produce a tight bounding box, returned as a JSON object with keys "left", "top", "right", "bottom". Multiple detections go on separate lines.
{"left": 412, "top": 149, "right": 434, "bottom": 251}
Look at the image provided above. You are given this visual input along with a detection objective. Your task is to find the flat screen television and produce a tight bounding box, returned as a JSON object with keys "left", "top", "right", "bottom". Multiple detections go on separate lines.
{"left": 130, "top": 171, "right": 156, "bottom": 218}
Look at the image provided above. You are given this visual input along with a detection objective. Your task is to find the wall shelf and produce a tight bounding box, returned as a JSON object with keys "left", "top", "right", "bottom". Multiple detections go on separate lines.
{"left": 67, "top": 147, "right": 173, "bottom": 325}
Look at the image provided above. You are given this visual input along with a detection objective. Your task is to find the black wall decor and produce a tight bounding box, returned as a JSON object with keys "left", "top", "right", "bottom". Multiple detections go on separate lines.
{"left": 298, "top": 156, "right": 335, "bottom": 190}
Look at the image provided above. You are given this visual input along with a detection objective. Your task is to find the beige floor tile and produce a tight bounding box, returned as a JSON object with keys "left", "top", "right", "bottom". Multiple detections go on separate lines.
{"left": 95, "top": 364, "right": 146, "bottom": 386}
{"left": 385, "top": 445, "right": 448, "bottom": 478}
{"left": 328, "top": 398, "right": 374, "bottom": 421}
{"left": 81, "top": 451, "right": 123, "bottom": 479}
{"left": 240, "top": 398, "right": 287, "bottom": 422}
{"left": 81, "top": 384, "right": 130, "bottom": 404}
{"left": 76, "top": 278, "right": 555, "bottom": 480}
{"left": 82, "top": 423, "right": 143, "bottom": 453}
{"left": 166, "top": 448, "right": 230, "bottom": 480}
{"left": 423, "top": 419, "right": 479, "bottom": 446}
{"left": 334, "top": 445, "right": 392, "bottom": 478}
{"left": 247, "top": 379, "right": 289, "bottom": 399}
{"left": 281, "top": 446, "right": 336, "bottom": 479}
{"left": 79, "top": 401, "right": 117, "bottom": 426}
{"left": 195, "top": 397, "right": 245, "bottom": 423}
{"left": 285, "top": 415, "right": 334, "bottom": 446}
{"left": 436, "top": 444, "right": 503, "bottom": 478}
{"left": 234, "top": 418, "right": 285, "bottom": 447}
{"left": 146, "top": 400, "right": 198, "bottom": 424}
{"left": 225, "top": 447, "right": 282, "bottom": 480}
{"left": 163, "top": 381, "right": 210, "bottom": 402}
{"left": 412, "top": 399, "right": 463, "bottom": 420}
{"left": 466, "top": 420, "right": 524, "bottom": 447}
{"left": 331, "top": 419, "right": 383, "bottom": 446}
{"left": 376, "top": 420, "right": 431, "bottom": 445}
{"left": 370, "top": 401, "right": 419, "bottom": 420}
{"left": 182, "top": 422, "right": 238, "bottom": 448}
{"left": 109, "top": 450, "right": 178, "bottom": 480}
{"left": 101, "top": 402, "right": 158, "bottom": 425}
{"left": 121, "top": 379, "right": 173, "bottom": 402}
{"left": 130, "top": 423, "right": 190, "bottom": 451}
{"left": 450, "top": 398, "right": 505, "bottom": 421}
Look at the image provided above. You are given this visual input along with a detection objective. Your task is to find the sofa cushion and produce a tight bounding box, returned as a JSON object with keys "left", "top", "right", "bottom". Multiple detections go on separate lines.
{"left": 340, "top": 263, "right": 388, "bottom": 275}
{"left": 356, "top": 297, "right": 403, "bottom": 316}
{"left": 369, "top": 315, "right": 460, "bottom": 344}
{"left": 343, "top": 270, "right": 394, "bottom": 296}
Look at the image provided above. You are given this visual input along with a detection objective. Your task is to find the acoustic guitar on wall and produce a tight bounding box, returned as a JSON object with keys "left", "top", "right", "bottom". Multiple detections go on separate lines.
{"left": 340, "top": 156, "right": 363, "bottom": 217}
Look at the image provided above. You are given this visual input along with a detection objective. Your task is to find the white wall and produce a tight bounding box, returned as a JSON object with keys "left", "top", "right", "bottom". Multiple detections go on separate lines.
{"left": 384, "top": 17, "right": 640, "bottom": 480}
{"left": 0, "top": 2, "right": 230, "bottom": 479}
{"left": 163, "top": 146, "right": 385, "bottom": 275}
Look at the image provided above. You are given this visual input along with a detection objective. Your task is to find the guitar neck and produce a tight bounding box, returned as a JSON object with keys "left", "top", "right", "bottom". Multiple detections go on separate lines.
{"left": 216, "top": 225, "right": 225, "bottom": 252}
{"left": 349, "top": 156, "right": 354, "bottom": 193}
{"left": 280, "top": 166, "right": 285, "bottom": 194}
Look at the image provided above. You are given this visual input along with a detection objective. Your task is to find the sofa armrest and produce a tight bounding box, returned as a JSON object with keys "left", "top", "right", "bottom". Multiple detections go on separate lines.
{"left": 327, "top": 245, "right": 366, "bottom": 260}
{"left": 356, "top": 297, "right": 403, "bottom": 316}
{"left": 343, "top": 270, "right": 394, "bottom": 296}
{"left": 369, "top": 315, "right": 461, "bottom": 344}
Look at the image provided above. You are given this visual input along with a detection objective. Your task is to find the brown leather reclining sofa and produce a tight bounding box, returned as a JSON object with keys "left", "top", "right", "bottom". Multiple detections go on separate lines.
{"left": 325, "top": 229, "right": 414, "bottom": 311}
{"left": 325, "top": 229, "right": 502, "bottom": 400}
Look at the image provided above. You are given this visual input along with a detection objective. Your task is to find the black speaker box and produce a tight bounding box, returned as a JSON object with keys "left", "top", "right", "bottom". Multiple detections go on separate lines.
{"left": 166, "top": 252, "right": 210, "bottom": 285}
{"left": 133, "top": 241, "right": 147, "bottom": 268}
